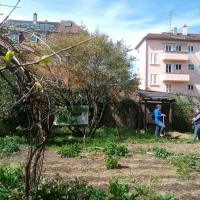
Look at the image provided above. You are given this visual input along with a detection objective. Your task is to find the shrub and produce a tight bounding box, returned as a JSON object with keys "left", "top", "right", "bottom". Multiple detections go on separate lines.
{"left": 36, "top": 176, "right": 106, "bottom": 200}
{"left": 173, "top": 96, "right": 194, "bottom": 132}
{"left": 107, "top": 178, "right": 132, "bottom": 200}
{"left": 0, "top": 136, "right": 25, "bottom": 158}
{"left": 152, "top": 147, "right": 171, "bottom": 159}
{"left": 57, "top": 143, "right": 81, "bottom": 158}
{"left": 106, "top": 156, "right": 120, "bottom": 169}
{"left": 0, "top": 165, "right": 23, "bottom": 200}
{"left": 104, "top": 143, "right": 129, "bottom": 157}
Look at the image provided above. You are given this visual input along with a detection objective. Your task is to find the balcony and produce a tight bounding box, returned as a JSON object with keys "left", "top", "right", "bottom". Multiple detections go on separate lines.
{"left": 162, "top": 52, "right": 189, "bottom": 61}
{"left": 162, "top": 73, "right": 190, "bottom": 82}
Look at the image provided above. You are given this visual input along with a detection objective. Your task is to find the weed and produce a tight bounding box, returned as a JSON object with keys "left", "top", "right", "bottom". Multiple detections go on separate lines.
{"left": 106, "top": 156, "right": 120, "bottom": 169}
{"left": 152, "top": 147, "right": 172, "bottom": 159}
{"left": 108, "top": 178, "right": 132, "bottom": 200}
{"left": 57, "top": 143, "right": 81, "bottom": 158}
{"left": 104, "top": 143, "right": 129, "bottom": 157}
{"left": 0, "top": 165, "right": 23, "bottom": 200}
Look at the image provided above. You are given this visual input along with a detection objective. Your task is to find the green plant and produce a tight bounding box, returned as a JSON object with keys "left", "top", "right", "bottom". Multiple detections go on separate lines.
{"left": 107, "top": 178, "right": 132, "bottom": 200}
{"left": 0, "top": 165, "right": 23, "bottom": 200}
{"left": 104, "top": 143, "right": 129, "bottom": 157}
{"left": 168, "top": 154, "right": 200, "bottom": 180}
{"left": 36, "top": 176, "right": 106, "bottom": 200}
{"left": 106, "top": 156, "right": 120, "bottom": 169}
{"left": 0, "top": 136, "right": 25, "bottom": 158}
{"left": 152, "top": 147, "right": 171, "bottom": 159}
{"left": 153, "top": 193, "right": 180, "bottom": 200}
{"left": 57, "top": 143, "right": 81, "bottom": 158}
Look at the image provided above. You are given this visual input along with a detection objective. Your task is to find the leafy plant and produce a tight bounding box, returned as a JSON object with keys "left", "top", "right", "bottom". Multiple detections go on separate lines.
{"left": 0, "top": 136, "right": 25, "bottom": 158}
{"left": 0, "top": 165, "right": 23, "bottom": 200}
{"left": 107, "top": 178, "right": 132, "bottom": 200}
{"left": 57, "top": 143, "right": 81, "bottom": 158}
{"left": 36, "top": 176, "right": 106, "bottom": 200}
{"left": 104, "top": 143, "right": 129, "bottom": 157}
{"left": 152, "top": 147, "right": 172, "bottom": 159}
{"left": 106, "top": 156, "right": 120, "bottom": 169}
{"left": 168, "top": 154, "right": 200, "bottom": 180}
{"left": 153, "top": 193, "right": 180, "bottom": 200}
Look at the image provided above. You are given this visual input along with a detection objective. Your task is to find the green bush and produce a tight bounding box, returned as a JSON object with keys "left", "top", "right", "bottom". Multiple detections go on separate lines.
{"left": 57, "top": 143, "right": 81, "bottom": 158}
{"left": 152, "top": 147, "right": 172, "bottom": 159}
{"left": 0, "top": 136, "right": 25, "bottom": 158}
{"left": 36, "top": 176, "right": 106, "bottom": 200}
{"left": 106, "top": 156, "right": 120, "bottom": 169}
{"left": 0, "top": 165, "right": 23, "bottom": 200}
{"left": 104, "top": 143, "right": 129, "bottom": 157}
{"left": 173, "top": 96, "right": 194, "bottom": 132}
{"left": 107, "top": 178, "right": 132, "bottom": 200}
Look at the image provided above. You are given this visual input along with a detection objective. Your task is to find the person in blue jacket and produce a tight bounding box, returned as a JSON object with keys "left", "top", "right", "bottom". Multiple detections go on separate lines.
{"left": 153, "top": 104, "right": 166, "bottom": 137}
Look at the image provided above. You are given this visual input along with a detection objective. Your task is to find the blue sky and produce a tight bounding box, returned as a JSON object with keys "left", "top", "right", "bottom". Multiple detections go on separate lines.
{"left": 1, "top": 0, "right": 200, "bottom": 52}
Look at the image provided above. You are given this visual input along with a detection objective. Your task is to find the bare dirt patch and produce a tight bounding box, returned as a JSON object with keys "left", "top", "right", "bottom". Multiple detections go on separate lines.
{"left": 1, "top": 144, "right": 200, "bottom": 200}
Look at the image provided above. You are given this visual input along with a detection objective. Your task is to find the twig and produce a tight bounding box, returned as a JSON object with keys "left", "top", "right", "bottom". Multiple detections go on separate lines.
{"left": 16, "top": 36, "right": 96, "bottom": 67}
{"left": 0, "top": 0, "right": 21, "bottom": 28}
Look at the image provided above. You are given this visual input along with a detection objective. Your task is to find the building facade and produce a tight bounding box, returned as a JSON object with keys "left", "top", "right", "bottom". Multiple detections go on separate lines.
{"left": 135, "top": 25, "right": 200, "bottom": 96}
{"left": 7, "top": 13, "right": 80, "bottom": 43}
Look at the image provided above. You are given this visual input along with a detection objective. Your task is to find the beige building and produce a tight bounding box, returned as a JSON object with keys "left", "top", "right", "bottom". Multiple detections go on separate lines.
{"left": 135, "top": 25, "right": 200, "bottom": 96}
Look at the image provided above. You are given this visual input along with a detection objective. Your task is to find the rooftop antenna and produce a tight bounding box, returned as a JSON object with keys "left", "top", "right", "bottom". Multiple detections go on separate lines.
{"left": 167, "top": 11, "right": 173, "bottom": 32}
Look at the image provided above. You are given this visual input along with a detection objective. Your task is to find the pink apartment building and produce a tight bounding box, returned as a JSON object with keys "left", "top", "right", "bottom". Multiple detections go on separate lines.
{"left": 135, "top": 25, "right": 200, "bottom": 96}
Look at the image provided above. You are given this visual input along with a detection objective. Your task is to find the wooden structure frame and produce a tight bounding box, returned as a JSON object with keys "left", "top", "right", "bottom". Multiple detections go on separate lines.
{"left": 137, "top": 90, "right": 176, "bottom": 131}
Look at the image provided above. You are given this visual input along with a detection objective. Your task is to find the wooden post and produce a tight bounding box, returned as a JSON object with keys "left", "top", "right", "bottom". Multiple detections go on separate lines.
{"left": 144, "top": 101, "right": 147, "bottom": 131}
{"left": 169, "top": 102, "right": 172, "bottom": 131}
{"left": 137, "top": 98, "right": 141, "bottom": 133}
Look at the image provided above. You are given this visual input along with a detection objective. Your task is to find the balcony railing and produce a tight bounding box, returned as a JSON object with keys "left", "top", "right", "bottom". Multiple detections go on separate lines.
{"left": 162, "top": 52, "right": 189, "bottom": 61}
{"left": 162, "top": 73, "right": 190, "bottom": 82}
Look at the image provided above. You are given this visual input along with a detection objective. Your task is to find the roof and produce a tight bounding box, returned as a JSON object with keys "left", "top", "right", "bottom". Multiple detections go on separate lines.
{"left": 8, "top": 19, "right": 60, "bottom": 24}
{"left": 135, "top": 32, "right": 200, "bottom": 49}
{"left": 138, "top": 90, "right": 176, "bottom": 102}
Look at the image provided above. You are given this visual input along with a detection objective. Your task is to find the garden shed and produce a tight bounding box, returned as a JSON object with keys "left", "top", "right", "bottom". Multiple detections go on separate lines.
{"left": 137, "top": 90, "right": 176, "bottom": 132}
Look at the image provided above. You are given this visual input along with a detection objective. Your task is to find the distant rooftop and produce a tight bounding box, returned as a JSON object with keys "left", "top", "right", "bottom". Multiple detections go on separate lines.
{"left": 7, "top": 13, "right": 79, "bottom": 33}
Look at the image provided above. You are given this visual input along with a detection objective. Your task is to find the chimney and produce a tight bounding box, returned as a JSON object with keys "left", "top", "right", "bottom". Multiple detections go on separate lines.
{"left": 173, "top": 27, "right": 177, "bottom": 35}
{"left": 33, "top": 12, "right": 37, "bottom": 24}
{"left": 182, "top": 24, "right": 188, "bottom": 35}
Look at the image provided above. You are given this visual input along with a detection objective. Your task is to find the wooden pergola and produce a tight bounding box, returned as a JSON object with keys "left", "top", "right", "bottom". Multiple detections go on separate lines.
{"left": 137, "top": 90, "right": 176, "bottom": 132}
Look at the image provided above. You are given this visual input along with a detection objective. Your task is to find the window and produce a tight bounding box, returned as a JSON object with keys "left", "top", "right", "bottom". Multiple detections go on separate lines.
{"left": 150, "top": 74, "right": 158, "bottom": 85}
{"left": 176, "top": 45, "right": 181, "bottom": 52}
{"left": 166, "top": 64, "right": 172, "bottom": 73}
{"left": 151, "top": 53, "right": 158, "bottom": 64}
{"left": 166, "top": 84, "right": 172, "bottom": 93}
{"left": 188, "top": 64, "right": 194, "bottom": 71}
{"left": 166, "top": 43, "right": 182, "bottom": 52}
{"left": 10, "top": 34, "right": 19, "bottom": 41}
{"left": 65, "top": 21, "right": 72, "bottom": 27}
{"left": 175, "top": 64, "right": 181, "bottom": 71}
{"left": 188, "top": 45, "right": 194, "bottom": 52}
{"left": 166, "top": 44, "right": 172, "bottom": 52}
{"left": 188, "top": 84, "right": 194, "bottom": 91}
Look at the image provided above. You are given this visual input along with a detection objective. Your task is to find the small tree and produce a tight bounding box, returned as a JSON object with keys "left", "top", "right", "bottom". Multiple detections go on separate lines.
{"left": 44, "top": 30, "right": 139, "bottom": 136}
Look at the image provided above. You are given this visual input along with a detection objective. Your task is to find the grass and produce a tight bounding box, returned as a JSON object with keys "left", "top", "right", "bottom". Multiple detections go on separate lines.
{"left": 151, "top": 147, "right": 200, "bottom": 180}
{"left": 47, "top": 127, "right": 193, "bottom": 151}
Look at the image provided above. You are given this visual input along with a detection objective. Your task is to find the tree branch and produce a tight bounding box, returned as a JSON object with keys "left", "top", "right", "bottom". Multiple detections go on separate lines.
{"left": 16, "top": 36, "right": 96, "bottom": 67}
